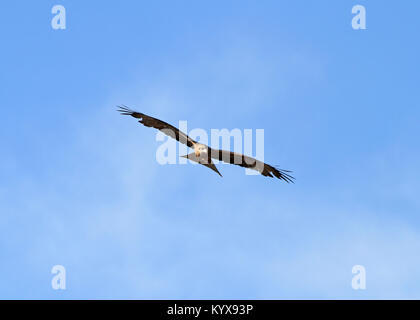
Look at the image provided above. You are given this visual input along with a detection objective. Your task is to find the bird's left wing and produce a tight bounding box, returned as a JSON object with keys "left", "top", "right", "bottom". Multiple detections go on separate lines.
{"left": 117, "top": 105, "right": 196, "bottom": 148}
{"left": 209, "top": 149, "right": 294, "bottom": 183}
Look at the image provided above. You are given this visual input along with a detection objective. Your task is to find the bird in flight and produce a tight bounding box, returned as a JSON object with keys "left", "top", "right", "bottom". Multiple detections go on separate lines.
{"left": 117, "top": 106, "right": 294, "bottom": 183}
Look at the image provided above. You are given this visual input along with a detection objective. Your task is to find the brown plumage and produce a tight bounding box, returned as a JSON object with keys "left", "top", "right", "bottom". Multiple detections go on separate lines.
{"left": 208, "top": 149, "right": 294, "bottom": 183}
{"left": 117, "top": 106, "right": 294, "bottom": 183}
{"left": 118, "top": 105, "right": 196, "bottom": 148}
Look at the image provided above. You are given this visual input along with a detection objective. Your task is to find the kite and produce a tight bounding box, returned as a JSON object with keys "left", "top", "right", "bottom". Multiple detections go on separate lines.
{"left": 117, "top": 106, "right": 294, "bottom": 183}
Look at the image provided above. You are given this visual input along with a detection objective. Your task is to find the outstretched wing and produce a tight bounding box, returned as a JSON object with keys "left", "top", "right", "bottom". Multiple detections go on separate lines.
{"left": 117, "top": 105, "right": 196, "bottom": 148}
{"left": 209, "top": 149, "right": 294, "bottom": 183}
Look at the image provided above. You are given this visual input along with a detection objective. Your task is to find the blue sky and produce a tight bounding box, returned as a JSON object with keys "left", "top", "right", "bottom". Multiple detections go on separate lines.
{"left": 1, "top": 0, "right": 419, "bottom": 299}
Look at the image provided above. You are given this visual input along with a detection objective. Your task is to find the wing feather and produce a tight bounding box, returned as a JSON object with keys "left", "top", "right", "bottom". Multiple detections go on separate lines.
{"left": 209, "top": 149, "right": 294, "bottom": 183}
{"left": 117, "top": 105, "right": 196, "bottom": 148}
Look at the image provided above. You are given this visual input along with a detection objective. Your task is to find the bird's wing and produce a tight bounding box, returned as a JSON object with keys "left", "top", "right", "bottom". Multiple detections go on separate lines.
{"left": 209, "top": 149, "right": 294, "bottom": 183}
{"left": 117, "top": 105, "right": 196, "bottom": 148}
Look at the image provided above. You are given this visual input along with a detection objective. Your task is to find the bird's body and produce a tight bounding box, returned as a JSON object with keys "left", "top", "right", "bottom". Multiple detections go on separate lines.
{"left": 117, "top": 106, "right": 294, "bottom": 183}
{"left": 193, "top": 143, "right": 208, "bottom": 158}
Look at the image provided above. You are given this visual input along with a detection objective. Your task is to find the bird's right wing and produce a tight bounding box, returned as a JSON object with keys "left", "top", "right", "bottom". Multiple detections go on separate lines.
{"left": 117, "top": 105, "right": 196, "bottom": 148}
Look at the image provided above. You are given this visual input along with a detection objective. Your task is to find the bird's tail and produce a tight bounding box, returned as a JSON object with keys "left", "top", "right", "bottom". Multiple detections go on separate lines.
{"left": 181, "top": 153, "right": 222, "bottom": 177}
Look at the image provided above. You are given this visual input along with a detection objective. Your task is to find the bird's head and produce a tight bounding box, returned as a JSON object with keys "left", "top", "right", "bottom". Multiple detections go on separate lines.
{"left": 196, "top": 143, "right": 208, "bottom": 154}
